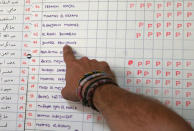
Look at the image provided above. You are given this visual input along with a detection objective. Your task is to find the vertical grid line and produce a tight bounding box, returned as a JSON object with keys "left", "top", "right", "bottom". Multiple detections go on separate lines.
{"left": 124, "top": 0, "right": 128, "bottom": 89}
{"left": 172, "top": 0, "right": 175, "bottom": 111}
{"left": 182, "top": 0, "right": 185, "bottom": 116}
{"left": 105, "top": 0, "right": 109, "bottom": 62}
{"left": 162, "top": 0, "right": 165, "bottom": 105}
{"left": 152, "top": 0, "right": 155, "bottom": 98}
{"left": 34, "top": 1, "right": 43, "bottom": 130}
{"left": 133, "top": 0, "right": 137, "bottom": 92}
{"left": 142, "top": 0, "right": 146, "bottom": 95}
{"left": 17, "top": 0, "right": 26, "bottom": 130}
{"left": 95, "top": 0, "right": 100, "bottom": 60}
{"left": 114, "top": 0, "right": 118, "bottom": 75}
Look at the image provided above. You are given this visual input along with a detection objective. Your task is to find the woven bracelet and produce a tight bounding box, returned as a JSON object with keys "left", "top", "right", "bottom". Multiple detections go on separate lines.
{"left": 77, "top": 72, "right": 106, "bottom": 100}
{"left": 82, "top": 77, "right": 116, "bottom": 109}
{"left": 79, "top": 71, "right": 102, "bottom": 84}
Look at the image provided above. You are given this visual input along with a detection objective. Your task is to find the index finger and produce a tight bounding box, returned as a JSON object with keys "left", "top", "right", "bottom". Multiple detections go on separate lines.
{"left": 63, "top": 45, "right": 76, "bottom": 63}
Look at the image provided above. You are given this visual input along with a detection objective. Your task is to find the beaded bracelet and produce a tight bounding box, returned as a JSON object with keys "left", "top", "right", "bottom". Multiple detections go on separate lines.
{"left": 77, "top": 72, "right": 107, "bottom": 100}
{"left": 82, "top": 77, "right": 112, "bottom": 105}
{"left": 82, "top": 77, "right": 118, "bottom": 111}
{"left": 77, "top": 71, "right": 118, "bottom": 111}
{"left": 79, "top": 71, "right": 102, "bottom": 83}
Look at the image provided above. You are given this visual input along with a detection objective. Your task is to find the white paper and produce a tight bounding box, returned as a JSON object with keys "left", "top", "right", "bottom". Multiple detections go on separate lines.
{"left": 0, "top": 0, "right": 194, "bottom": 130}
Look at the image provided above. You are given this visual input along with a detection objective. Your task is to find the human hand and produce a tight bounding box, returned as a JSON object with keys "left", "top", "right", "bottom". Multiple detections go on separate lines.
{"left": 61, "top": 45, "right": 116, "bottom": 101}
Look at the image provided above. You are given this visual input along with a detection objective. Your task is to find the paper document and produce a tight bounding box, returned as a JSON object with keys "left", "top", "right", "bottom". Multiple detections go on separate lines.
{"left": 0, "top": 0, "right": 194, "bottom": 130}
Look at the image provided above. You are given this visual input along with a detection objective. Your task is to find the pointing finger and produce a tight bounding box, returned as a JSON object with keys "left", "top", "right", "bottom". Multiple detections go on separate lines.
{"left": 63, "top": 45, "right": 76, "bottom": 63}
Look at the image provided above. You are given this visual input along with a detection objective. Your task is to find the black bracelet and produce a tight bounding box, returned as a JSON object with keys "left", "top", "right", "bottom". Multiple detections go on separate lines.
{"left": 82, "top": 77, "right": 112, "bottom": 106}
{"left": 82, "top": 77, "right": 118, "bottom": 111}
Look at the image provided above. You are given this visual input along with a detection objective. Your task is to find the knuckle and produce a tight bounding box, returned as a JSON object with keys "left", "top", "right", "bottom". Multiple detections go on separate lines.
{"left": 91, "top": 59, "right": 98, "bottom": 63}
{"left": 101, "top": 61, "right": 109, "bottom": 67}
{"left": 80, "top": 57, "right": 89, "bottom": 61}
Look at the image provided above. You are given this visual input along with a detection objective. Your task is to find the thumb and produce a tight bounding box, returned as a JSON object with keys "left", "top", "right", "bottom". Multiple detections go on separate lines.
{"left": 61, "top": 86, "right": 79, "bottom": 101}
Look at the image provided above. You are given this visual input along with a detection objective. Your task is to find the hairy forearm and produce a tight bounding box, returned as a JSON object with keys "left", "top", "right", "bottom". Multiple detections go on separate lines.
{"left": 93, "top": 85, "right": 193, "bottom": 131}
